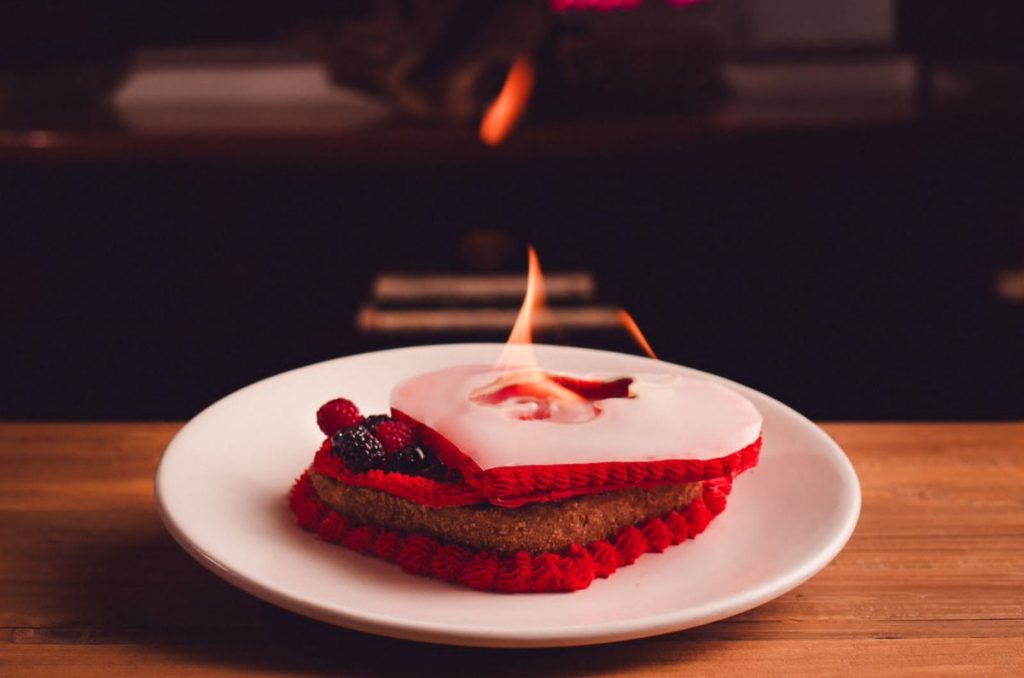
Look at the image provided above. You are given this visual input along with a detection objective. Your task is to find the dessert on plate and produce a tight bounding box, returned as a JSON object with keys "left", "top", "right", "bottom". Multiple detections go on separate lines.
{"left": 289, "top": 361, "right": 762, "bottom": 593}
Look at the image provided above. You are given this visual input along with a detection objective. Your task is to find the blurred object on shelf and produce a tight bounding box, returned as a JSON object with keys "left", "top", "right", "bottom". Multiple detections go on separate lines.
{"left": 740, "top": 0, "right": 893, "bottom": 52}
{"left": 0, "top": 1, "right": 349, "bottom": 130}
{"left": 532, "top": 13, "right": 723, "bottom": 119}
{"left": 717, "top": 57, "right": 916, "bottom": 128}
{"left": 315, "top": 0, "right": 550, "bottom": 122}
{"left": 897, "top": 0, "right": 1024, "bottom": 114}
{"left": 113, "top": 53, "right": 389, "bottom": 135}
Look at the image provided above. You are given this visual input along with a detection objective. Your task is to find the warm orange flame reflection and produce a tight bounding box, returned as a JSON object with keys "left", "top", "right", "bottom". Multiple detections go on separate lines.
{"left": 480, "top": 57, "right": 535, "bottom": 146}
{"left": 617, "top": 310, "right": 658, "bottom": 360}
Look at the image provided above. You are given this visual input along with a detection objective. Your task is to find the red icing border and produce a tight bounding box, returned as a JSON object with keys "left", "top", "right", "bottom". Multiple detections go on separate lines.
{"left": 311, "top": 441, "right": 486, "bottom": 508}
{"left": 311, "top": 432, "right": 758, "bottom": 508}
{"left": 395, "top": 409, "right": 760, "bottom": 505}
{"left": 289, "top": 471, "right": 734, "bottom": 593}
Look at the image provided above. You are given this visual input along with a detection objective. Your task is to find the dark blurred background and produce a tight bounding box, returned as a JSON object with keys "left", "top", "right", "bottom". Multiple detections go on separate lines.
{"left": 2, "top": 0, "right": 1023, "bottom": 421}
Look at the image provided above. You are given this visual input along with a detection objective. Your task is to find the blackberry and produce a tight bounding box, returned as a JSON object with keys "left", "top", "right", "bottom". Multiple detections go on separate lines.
{"left": 393, "top": 444, "right": 448, "bottom": 480}
{"left": 362, "top": 414, "right": 391, "bottom": 432}
{"left": 332, "top": 425, "right": 387, "bottom": 473}
{"left": 422, "top": 457, "right": 450, "bottom": 481}
{"left": 392, "top": 444, "right": 428, "bottom": 474}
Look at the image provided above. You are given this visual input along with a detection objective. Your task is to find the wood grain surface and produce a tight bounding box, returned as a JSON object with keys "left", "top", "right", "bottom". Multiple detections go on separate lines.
{"left": 1, "top": 422, "right": 1022, "bottom": 676}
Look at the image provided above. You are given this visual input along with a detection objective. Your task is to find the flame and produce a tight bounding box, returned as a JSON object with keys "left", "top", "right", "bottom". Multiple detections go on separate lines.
{"left": 617, "top": 310, "right": 658, "bottom": 360}
{"left": 494, "top": 246, "right": 582, "bottom": 405}
{"left": 500, "top": 245, "right": 544, "bottom": 361}
{"left": 498, "top": 246, "right": 658, "bottom": 368}
{"left": 480, "top": 57, "right": 535, "bottom": 147}
{"left": 473, "top": 247, "right": 658, "bottom": 421}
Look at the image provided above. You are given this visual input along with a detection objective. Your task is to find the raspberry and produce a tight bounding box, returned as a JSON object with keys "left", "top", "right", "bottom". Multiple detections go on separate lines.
{"left": 375, "top": 420, "right": 414, "bottom": 454}
{"left": 332, "top": 425, "right": 386, "bottom": 473}
{"left": 317, "top": 398, "right": 363, "bottom": 436}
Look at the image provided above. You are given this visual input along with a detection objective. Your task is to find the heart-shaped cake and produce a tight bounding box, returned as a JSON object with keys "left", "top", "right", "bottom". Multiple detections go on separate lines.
{"left": 289, "top": 364, "right": 762, "bottom": 593}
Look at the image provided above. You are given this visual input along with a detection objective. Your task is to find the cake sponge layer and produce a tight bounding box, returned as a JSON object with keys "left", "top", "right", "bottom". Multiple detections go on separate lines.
{"left": 310, "top": 470, "right": 703, "bottom": 553}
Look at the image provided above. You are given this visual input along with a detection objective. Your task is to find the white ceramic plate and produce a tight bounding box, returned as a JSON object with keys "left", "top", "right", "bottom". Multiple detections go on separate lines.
{"left": 155, "top": 344, "right": 860, "bottom": 648}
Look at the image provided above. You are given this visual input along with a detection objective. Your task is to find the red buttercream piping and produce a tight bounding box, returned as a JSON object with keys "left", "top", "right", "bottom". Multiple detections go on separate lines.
{"left": 288, "top": 471, "right": 734, "bottom": 593}
{"left": 474, "top": 438, "right": 758, "bottom": 502}
{"left": 393, "top": 409, "right": 759, "bottom": 505}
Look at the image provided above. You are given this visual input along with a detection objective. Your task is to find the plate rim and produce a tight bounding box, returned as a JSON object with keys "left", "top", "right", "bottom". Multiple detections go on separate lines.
{"left": 155, "top": 343, "right": 862, "bottom": 648}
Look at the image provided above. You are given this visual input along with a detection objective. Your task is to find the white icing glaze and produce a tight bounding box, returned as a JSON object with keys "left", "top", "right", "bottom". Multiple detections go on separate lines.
{"left": 390, "top": 363, "right": 762, "bottom": 471}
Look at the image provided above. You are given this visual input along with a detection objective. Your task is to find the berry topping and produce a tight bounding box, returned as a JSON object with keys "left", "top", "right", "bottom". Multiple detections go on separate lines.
{"left": 393, "top": 444, "right": 430, "bottom": 475}
{"left": 362, "top": 414, "right": 391, "bottom": 432}
{"left": 393, "top": 444, "right": 448, "bottom": 480}
{"left": 317, "top": 398, "right": 364, "bottom": 436}
{"left": 375, "top": 420, "right": 414, "bottom": 454}
{"left": 332, "top": 425, "right": 387, "bottom": 473}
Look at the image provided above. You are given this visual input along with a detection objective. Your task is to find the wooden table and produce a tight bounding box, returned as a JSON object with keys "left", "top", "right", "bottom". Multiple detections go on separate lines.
{"left": 1, "top": 423, "right": 1022, "bottom": 675}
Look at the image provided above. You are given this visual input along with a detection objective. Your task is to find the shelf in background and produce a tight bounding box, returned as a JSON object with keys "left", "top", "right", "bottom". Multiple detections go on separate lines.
{"left": 0, "top": 55, "right": 991, "bottom": 163}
